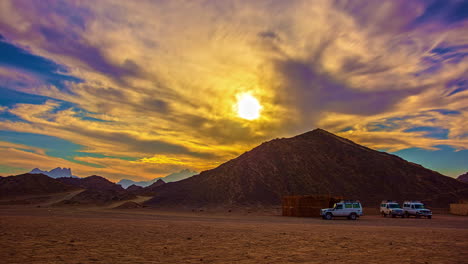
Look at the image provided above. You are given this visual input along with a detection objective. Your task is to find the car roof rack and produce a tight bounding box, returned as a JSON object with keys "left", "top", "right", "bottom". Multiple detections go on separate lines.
{"left": 340, "top": 199, "right": 360, "bottom": 203}
{"left": 403, "top": 200, "right": 422, "bottom": 203}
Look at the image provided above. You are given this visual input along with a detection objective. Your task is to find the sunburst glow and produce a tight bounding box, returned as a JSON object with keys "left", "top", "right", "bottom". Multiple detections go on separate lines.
{"left": 236, "top": 93, "right": 262, "bottom": 120}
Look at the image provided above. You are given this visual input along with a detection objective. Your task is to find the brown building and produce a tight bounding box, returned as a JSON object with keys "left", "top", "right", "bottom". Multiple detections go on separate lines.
{"left": 282, "top": 195, "right": 343, "bottom": 217}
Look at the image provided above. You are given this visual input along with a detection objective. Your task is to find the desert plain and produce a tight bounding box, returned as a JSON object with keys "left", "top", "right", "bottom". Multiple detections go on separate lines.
{"left": 1, "top": 206, "right": 467, "bottom": 264}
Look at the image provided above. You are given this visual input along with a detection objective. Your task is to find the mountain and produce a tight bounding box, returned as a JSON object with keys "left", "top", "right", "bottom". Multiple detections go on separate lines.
{"left": 135, "top": 179, "right": 166, "bottom": 196}
{"left": 127, "top": 184, "right": 144, "bottom": 192}
{"left": 54, "top": 176, "right": 134, "bottom": 205}
{"left": 457, "top": 172, "right": 468, "bottom": 183}
{"left": 148, "top": 179, "right": 166, "bottom": 188}
{"left": 145, "top": 129, "right": 468, "bottom": 208}
{"left": 57, "top": 175, "right": 124, "bottom": 191}
{"left": 128, "top": 179, "right": 166, "bottom": 196}
{"left": 163, "top": 169, "right": 198, "bottom": 182}
{"left": 117, "top": 169, "right": 197, "bottom": 188}
{"left": 0, "top": 173, "right": 77, "bottom": 198}
{"left": 30, "top": 167, "right": 78, "bottom": 178}
{"left": 118, "top": 179, "right": 144, "bottom": 189}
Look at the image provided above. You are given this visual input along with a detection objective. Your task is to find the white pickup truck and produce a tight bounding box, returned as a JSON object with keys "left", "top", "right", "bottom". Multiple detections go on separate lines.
{"left": 380, "top": 200, "right": 405, "bottom": 218}
{"left": 402, "top": 201, "right": 432, "bottom": 219}
{"left": 321, "top": 200, "right": 363, "bottom": 220}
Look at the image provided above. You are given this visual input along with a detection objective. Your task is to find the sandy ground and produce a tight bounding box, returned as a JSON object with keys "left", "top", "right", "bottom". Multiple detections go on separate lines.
{"left": 1, "top": 207, "right": 467, "bottom": 264}
{"left": 106, "top": 196, "right": 153, "bottom": 209}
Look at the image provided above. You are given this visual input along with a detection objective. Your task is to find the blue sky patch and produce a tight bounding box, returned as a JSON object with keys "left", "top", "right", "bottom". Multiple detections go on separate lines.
{"left": 0, "top": 130, "right": 132, "bottom": 168}
{"left": 393, "top": 145, "right": 467, "bottom": 177}
{"left": 412, "top": 0, "right": 468, "bottom": 25}
{"left": 0, "top": 37, "right": 83, "bottom": 89}
{"left": 0, "top": 87, "right": 110, "bottom": 123}
{"left": 430, "top": 109, "right": 461, "bottom": 115}
{"left": 403, "top": 126, "right": 449, "bottom": 139}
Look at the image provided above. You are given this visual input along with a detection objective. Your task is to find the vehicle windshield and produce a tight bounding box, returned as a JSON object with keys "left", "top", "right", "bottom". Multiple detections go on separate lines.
{"left": 388, "top": 204, "right": 400, "bottom": 208}
{"left": 414, "top": 204, "right": 425, "bottom": 209}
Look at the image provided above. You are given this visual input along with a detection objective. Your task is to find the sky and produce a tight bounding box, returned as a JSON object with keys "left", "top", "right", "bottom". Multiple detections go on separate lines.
{"left": 0, "top": 0, "right": 467, "bottom": 181}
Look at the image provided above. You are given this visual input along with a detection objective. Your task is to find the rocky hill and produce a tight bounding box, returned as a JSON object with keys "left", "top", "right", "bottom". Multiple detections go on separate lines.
{"left": 134, "top": 179, "right": 166, "bottom": 196}
{"left": 457, "top": 172, "right": 468, "bottom": 183}
{"left": 127, "top": 184, "right": 144, "bottom": 192}
{"left": 57, "top": 175, "right": 124, "bottom": 191}
{"left": 0, "top": 173, "right": 77, "bottom": 198}
{"left": 53, "top": 175, "right": 135, "bottom": 205}
{"left": 145, "top": 129, "right": 468, "bottom": 208}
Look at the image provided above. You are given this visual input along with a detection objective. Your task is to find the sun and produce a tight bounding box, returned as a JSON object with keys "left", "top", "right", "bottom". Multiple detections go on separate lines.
{"left": 235, "top": 93, "right": 262, "bottom": 120}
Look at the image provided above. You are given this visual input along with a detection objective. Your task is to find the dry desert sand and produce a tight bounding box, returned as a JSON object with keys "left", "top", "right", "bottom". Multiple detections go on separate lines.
{"left": 1, "top": 207, "right": 467, "bottom": 264}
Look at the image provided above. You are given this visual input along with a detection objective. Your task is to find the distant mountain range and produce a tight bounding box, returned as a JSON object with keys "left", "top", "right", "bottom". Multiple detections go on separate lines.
{"left": 146, "top": 129, "right": 468, "bottom": 208}
{"left": 0, "top": 173, "right": 135, "bottom": 206}
{"left": 26, "top": 167, "right": 196, "bottom": 188}
{"left": 117, "top": 169, "right": 197, "bottom": 188}
{"left": 30, "top": 167, "right": 78, "bottom": 178}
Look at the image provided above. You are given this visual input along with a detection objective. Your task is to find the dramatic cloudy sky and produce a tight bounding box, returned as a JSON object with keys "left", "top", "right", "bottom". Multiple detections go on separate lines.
{"left": 0, "top": 0, "right": 467, "bottom": 181}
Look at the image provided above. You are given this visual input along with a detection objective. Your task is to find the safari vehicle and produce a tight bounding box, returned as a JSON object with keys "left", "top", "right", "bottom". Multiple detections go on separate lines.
{"left": 380, "top": 200, "right": 404, "bottom": 218}
{"left": 320, "top": 200, "right": 363, "bottom": 220}
{"left": 402, "top": 201, "right": 432, "bottom": 219}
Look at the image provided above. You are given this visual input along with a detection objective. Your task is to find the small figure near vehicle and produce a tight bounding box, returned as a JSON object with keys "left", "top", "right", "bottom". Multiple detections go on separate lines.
{"left": 402, "top": 201, "right": 432, "bottom": 219}
{"left": 321, "top": 200, "right": 363, "bottom": 220}
{"left": 380, "top": 200, "right": 405, "bottom": 218}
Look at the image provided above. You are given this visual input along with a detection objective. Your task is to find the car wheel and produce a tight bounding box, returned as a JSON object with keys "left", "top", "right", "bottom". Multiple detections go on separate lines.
{"left": 381, "top": 212, "right": 386, "bottom": 217}
{"left": 349, "top": 213, "right": 357, "bottom": 220}
{"left": 391, "top": 214, "right": 396, "bottom": 218}
{"left": 427, "top": 215, "right": 432, "bottom": 219}
{"left": 325, "top": 213, "right": 333, "bottom": 220}
{"left": 416, "top": 215, "right": 421, "bottom": 218}
{"left": 405, "top": 212, "right": 410, "bottom": 218}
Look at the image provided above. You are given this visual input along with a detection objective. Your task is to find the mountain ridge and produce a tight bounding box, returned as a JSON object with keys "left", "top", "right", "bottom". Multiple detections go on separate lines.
{"left": 145, "top": 128, "right": 468, "bottom": 208}
{"left": 30, "top": 167, "right": 78, "bottom": 178}
{"left": 117, "top": 169, "right": 197, "bottom": 188}
{"left": 57, "top": 175, "right": 124, "bottom": 191}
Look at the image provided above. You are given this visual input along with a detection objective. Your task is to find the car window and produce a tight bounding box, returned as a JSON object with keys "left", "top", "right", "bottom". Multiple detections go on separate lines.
{"left": 345, "top": 203, "right": 352, "bottom": 208}
{"left": 353, "top": 203, "right": 360, "bottom": 208}
{"left": 335, "top": 204, "right": 343, "bottom": 209}
{"left": 411, "top": 205, "right": 414, "bottom": 209}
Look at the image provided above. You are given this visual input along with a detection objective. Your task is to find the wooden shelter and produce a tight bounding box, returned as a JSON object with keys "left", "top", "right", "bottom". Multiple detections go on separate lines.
{"left": 282, "top": 195, "right": 343, "bottom": 217}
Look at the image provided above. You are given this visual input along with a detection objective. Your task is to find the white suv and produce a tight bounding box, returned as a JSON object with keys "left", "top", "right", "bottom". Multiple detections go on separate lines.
{"left": 402, "top": 201, "right": 432, "bottom": 219}
{"left": 321, "top": 200, "right": 363, "bottom": 220}
{"left": 380, "top": 200, "right": 404, "bottom": 218}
